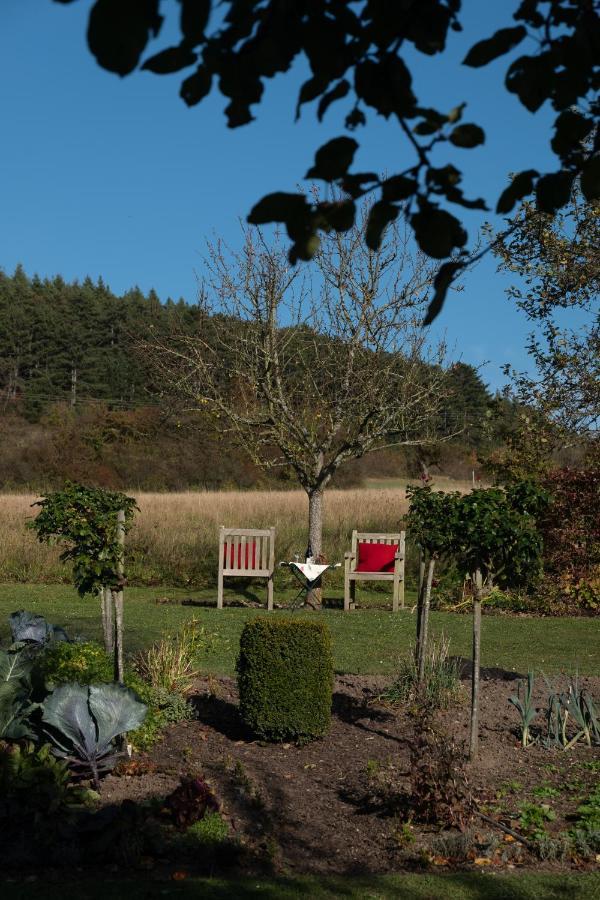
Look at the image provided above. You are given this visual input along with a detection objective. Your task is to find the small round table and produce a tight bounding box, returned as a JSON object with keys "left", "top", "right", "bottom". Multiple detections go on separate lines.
{"left": 279, "top": 560, "right": 341, "bottom": 608}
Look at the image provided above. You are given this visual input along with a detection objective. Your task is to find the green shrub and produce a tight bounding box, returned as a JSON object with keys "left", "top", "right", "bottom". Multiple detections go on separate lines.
{"left": 33, "top": 640, "right": 113, "bottom": 694}
{"left": 0, "top": 740, "right": 75, "bottom": 816}
{"left": 124, "top": 674, "right": 195, "bottom": 750}
{"left": 237, "top": 617, "right": 333, "bottom": 743}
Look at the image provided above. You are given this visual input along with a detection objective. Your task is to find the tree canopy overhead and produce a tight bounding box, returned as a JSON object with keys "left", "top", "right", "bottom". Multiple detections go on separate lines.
{"left": 52, "top": 0, "right": 599, "bottom": 321}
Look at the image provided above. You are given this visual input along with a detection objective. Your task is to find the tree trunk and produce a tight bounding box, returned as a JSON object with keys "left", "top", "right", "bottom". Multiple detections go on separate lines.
{"left": 469, "top": 567, "right": 483, "bottom": 760}
{"left": 70, "top": 364, "right": 77, "bottom": 407}
{"left": 100, "top": 586, "right": 114, "bottom": 655}
{"left": 113, "top": 509, "right": 125, "bottom": 682}
{"left": 417, "top": 555, "right": 435, "bottom": 684}
{"left": 113, "top": 588, "right": 124, "bottom": 683}
{"left": 306, "top": 487, "right": 324, "bottom": 608}
{"left": 415, "top": 549, "right": 425, "bottom": 660}
{"left": 418, "top": 549, "right": 425, "bottom": 607}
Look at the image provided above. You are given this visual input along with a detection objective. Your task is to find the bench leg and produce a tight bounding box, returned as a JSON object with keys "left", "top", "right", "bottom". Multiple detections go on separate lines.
{"left": 344, "top": 572, "right": 350, "bottom": 611}
{"left": 267, "top": 575, "right": 273, "bottom": 612}
{"left": 217, "top": 570, "right": 224, "bottom": 609}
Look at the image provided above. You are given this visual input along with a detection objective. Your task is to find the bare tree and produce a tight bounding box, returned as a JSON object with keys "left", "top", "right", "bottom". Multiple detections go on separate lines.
{"left": 149, "top": 208, "right": 459, "bottom": 604}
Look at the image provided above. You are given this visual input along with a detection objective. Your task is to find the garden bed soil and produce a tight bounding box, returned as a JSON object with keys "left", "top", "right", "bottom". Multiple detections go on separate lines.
{"left": 101, "top": 669, "right": 600, "bottom": 876}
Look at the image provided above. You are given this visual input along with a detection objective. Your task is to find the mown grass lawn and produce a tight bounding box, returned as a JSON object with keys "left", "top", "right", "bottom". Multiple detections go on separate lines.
{"left": 2, "top": 873, "right": 599, "bottom": 900}
{"left": 0, "top": 583, "right": 598, "bottom": 676}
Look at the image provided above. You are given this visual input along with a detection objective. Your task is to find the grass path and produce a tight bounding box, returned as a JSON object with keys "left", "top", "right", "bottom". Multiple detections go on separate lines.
{"left": 0, "top": 583, "right": 598, "bottom": 676}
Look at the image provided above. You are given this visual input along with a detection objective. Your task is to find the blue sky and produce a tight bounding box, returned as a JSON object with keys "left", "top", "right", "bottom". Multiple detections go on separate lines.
{"left": 0, "top": 1, "right": 560, "bottom": 390}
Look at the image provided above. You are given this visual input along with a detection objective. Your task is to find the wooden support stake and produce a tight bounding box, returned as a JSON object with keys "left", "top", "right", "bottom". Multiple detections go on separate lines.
{"left": 114, "top": 509, "right": 125, "bottom": 683}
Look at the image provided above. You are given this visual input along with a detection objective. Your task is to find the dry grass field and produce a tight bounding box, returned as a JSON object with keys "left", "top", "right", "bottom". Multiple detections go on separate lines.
{"left": 0, "top": 479, "right": 475, "bottom": 587}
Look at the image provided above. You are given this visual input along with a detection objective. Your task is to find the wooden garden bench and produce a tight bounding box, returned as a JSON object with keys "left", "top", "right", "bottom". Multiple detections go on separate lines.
{"left": 217, "top": 526, "right": 275, "bottom": 610}
{"left": 344, "top": 530, "right": 406, "bottom": 612}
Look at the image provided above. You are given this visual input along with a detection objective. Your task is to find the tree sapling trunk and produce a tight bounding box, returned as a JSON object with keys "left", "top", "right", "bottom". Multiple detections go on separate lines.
{"left": 100, "top": 585, "right": 114, "bottom": 655}
{"left": 469, "top": 567, "right": 483, "bottom": 760}
{"left": 113, "top": 509, "right": 125, "bottom": 682}
{"left": 417, "top": 555, "right": 436, "bottom": 684}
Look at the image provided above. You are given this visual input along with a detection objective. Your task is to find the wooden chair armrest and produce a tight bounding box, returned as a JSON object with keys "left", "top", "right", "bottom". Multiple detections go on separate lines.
{"left": 344, "top": 551, "right": 356, "bottom": 559}
{"left": 394, "top": 552, "right": 404, "bottom": 559}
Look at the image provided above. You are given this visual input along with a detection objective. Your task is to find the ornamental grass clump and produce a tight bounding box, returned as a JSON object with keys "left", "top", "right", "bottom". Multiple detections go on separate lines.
{"left": 237, "top": 618, "right": 333, "bottom": 743}
{"left": 381, "top": 633, "right": 461, "bottom": 710}
{"left": 133, "top": 618, "right": 213, "bottom": 696}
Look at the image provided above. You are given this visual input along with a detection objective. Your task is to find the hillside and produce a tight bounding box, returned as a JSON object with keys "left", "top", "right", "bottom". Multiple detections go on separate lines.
{"left": 1, "top": 265, "right": 503, "bottom": 490}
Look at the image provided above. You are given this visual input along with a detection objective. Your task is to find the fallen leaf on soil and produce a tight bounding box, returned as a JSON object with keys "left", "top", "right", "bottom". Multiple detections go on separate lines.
{"left": 304, "top": 763, "right": 316, "bottom": 769}
{"left": 503, "top": 835, "right": 515, "bottom": 843}
{"left": 474, "top": 858, "right": 492, "bottom": 866}
{"left": 172, "top": 871, "right": 188, "bottom": 880}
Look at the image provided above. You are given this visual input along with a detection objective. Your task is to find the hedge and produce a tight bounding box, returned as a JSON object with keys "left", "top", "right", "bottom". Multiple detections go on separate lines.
{"left": 237, "top": 618, "right": 333, "bottom": 743}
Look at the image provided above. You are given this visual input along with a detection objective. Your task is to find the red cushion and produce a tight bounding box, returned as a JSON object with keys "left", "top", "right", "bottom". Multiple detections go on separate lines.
{"left": 224, "top": 540, "right": 257, "bottom": 570}
{"left": 356, "top": 542, "right": 398, "bottom": 573}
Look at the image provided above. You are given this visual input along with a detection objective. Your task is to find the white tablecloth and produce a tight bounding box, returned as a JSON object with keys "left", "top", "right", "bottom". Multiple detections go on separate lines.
{"left": 287, "top": 562, "right": 341, "bottom": 584}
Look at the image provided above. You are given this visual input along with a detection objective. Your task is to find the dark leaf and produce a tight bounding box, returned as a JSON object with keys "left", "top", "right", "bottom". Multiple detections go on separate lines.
{"left": 515, "top": 1, "right": 545, "bottom": 28}
{"left": 247, "top": 192, "right": 309, "bottom": 225}
{"left": 413, "top": 107, "right": 447, "bottom": 134}
{"left": 87, "top": 0, "right": 162, "bottom": 76}
{"left": 180, "top": 0, "right": 210, "bottom": 46}
{"left": 506, "top": 54, "right": 553, "bottom": 112}
{"left": 365, "top": 201, "right": 399, "bottom": 251}
{"left": 411, "top": 207, "right": 467, "bottom": 259}
{"left": 306, "top": 136, "right": 358, "bottom": 181}
{"left": 580, "top": 154, "right": 600, "bottom": 201}
{"left": 340, "top": 171, "right": 379, "bottom": 199}
{"left": 296, "top": 75, "right": 328, "bottom": 120}
{"left": 224, "top": 99, "right": 254, "bottom": 128}
{"left": 289, "top": 234, "right": 320, "bottom": 264}
{"left": 355, "top": 56, "right": 416, "bottom": 119}
{"left": 536, "top": 170, "right": 575, "bottom": 214}
{"left": 551, "top": 111, "right": 594, "bottom": 159}
{"left": 142, "top": 44, "right": 197, "bottom": 74}
{"left": 414, "top": 120, "right": 442, "bottom": 136}
{"left": 449, "top": 123, "right": 485, "bottom": 148}
{"left": 317, "top": 79, "right": 350, "bottom": 121}
{"left": 423, "top": 262, "right": 463, "bottom": 326}
{"left": 180, "top": 65, "right": 212, "bottom": 106}
{"left": 318, "top": 200, "right": 355, "bottom": 232}
{"left": 463, "top": 26, "right": 527, "bottom": 67}
{"left": 496, "top": 169, "right": 538, "bottom": 214}
{"left": 427, "top": 164, "right": 461, "bottom": 192}
{"left": 345, "top": 107, "right": 366, "bottom": 129}
{"left": 381, "top": 175, "right": 418, "bottom": 202}
{"left": 444, "top": 187, "right": 487, "bottom": 210}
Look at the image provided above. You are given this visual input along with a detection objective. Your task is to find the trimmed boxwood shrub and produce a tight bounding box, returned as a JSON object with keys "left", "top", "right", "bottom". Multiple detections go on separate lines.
{"left": 237, "top": 618, "right": 333, "bottom": 743}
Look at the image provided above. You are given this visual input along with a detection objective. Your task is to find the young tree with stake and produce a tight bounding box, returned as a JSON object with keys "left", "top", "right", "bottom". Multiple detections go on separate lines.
{"left": 29, "top": 482, "right": 137, "bottom": 682}
{"left": 406, "top": 484, "right": 460, "bottom": 682}
{"left": 453, "top": 483, "right": 547, "bottom": 758}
